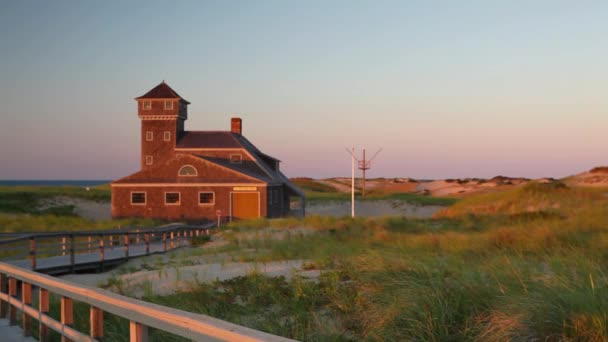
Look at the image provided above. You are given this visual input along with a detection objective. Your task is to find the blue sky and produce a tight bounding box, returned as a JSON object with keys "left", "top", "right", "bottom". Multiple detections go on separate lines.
{"left": 1, "top": 1, "right": 607, "bottom": 179}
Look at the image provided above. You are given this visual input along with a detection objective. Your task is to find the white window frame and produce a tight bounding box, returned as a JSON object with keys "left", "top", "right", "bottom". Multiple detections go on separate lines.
{"left": 178, "top": 165, "right": 198, "bottom": 177}
{"left": 143, "top": 101, "right": 151, "bottom": 110}
{"left": 164, "top": 192, "right": 181, "bottom": 206}
{"left": 163, "top": 131, "right": 171, "bottom": 141}
{"left": 146, "top": 131, "right": 153, "bottom": 141}
{"left": 229, "top": 154, "right": 242, "bottom": 164}
{"left": 145, "top": 155, "right": 153, "bottom": 165}
{"left": 130, "top": 191, "right": 146, "bottom": 205}
{"left": 164, "top": 100, "right": 173, "bottom": 110}
{"left": 198, "top": 191, "right": 215, "bottom": 205}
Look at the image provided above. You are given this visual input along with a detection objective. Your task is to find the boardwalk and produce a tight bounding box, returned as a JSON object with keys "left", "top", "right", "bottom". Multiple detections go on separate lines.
{"left": 0, "top": 224, "right": 214, "bottom": 276}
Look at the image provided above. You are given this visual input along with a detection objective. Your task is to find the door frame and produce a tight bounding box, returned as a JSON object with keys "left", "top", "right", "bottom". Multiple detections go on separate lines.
{"left": 229, "top": 191, "right": 261, "bottom": 221}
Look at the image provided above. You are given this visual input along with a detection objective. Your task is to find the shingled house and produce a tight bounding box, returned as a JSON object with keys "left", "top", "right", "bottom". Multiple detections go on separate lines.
{"left": 111, "top": 82, "right": 305, "bottom": 221}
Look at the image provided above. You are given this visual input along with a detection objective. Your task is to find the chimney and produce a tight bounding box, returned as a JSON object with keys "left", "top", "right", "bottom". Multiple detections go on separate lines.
{"left": 231, "top": 117, "right": 242, "bottom": 135}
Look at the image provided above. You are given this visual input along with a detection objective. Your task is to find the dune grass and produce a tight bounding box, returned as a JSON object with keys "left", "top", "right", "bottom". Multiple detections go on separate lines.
{"left": 138, "top": 182, "right": 608, "bottom": 341}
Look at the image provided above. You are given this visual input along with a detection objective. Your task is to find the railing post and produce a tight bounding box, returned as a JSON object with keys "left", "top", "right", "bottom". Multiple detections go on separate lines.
{"left": 30, "top": 236, "right": 36, "bottom": 270}
{"left": 88, "top": 236, "right": 92, "bottom": 254}
{"left": 70, "top": 234, "right": 75, "bottom": 272}
{"left": 162, "top": 233, "right": 167, "bottom": 252}
{"left": 125, "top": 232, "right": 130, "bottom": 259}
{"left": 99, "top": 235, "right": 105, "bottom": 261}
{"left": 109, "top": 235, "right": 114, "bottom": 250}
{"left": 130, "top": 321, "right": 148, "bottom": 342}
{"left": 90, "top": 306, "right": 104, "bottom": 339}
{"left": 136, "top": 229, "right": 140, "bottom": 244}
{"left": 0, "top": 273, "right": 6, "bottom": 318}
{"left": 145, "top": 232, "right": 150, "bottom": 255}
{"left": 39, "top": 288, "right": 50, "bottom": 342}
{"left": 62, "top": 236, "right": 67, "bottom": 256}
{"left": 22, "top": 281, "right": 32, "bottom": 337}
{"left": 8, "top": 277, "right": 17, "bottom": 325}
{"left": 170, "top": 231, "right": 175, "bottom": 250}
{"left": 61, "top": 296, "right": 74, "bottom": 342}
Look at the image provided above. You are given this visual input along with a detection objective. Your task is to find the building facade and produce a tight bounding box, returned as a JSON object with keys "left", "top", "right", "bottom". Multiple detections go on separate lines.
{"left": 111, "top": 82, "right": 304, "bottom": 221}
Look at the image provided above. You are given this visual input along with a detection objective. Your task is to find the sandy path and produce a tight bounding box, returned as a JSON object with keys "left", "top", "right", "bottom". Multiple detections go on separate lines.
{"left": 60, "top": 257, "right": 317, "bottom": 298}
{"left": 306, "top": 200, "right": 442, "bottom": 218}
{"left": 40, "top": 196, "right": 111, "bottom": 220}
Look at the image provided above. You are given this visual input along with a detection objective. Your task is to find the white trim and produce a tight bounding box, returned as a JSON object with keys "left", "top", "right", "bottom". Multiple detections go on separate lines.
{"left": 164, "top": 191, "right": 181, "bottom": 206}
{"left": 164, "top": 100, "right": 174, "bottom": 110}
{"left": 112, "top": 183, "right": 266, "bottom": 187}
{"left": 139, "top": 115, "right": 183, "bottom": 120}
{"left": 130, "top": 191, "right": 147, "bottom": 205}
{"left": 175, "top": 148, "right": 246, "bottom": 151}
{"left": 229, "top": 154, "right": 243, "bottom": 164}
{"left": 178, "top": 165, "right": 198, "bottom": 177}
{"left": 146, "top": 131, "right": 153, "bottom": 141}
{"left": 230, "top": 191, "right": 261, "bottom": 220}
{"left": 163, "top": 131, "right": 171, "bottom": 141}
{"left": 145, "top": 155, "right": 153, "bottom": 165}
{"left": 198, "top": 191, "right": 215, "bottom": 206}
{"left": 143, "top": 101, "right": 151, "bottom": 110}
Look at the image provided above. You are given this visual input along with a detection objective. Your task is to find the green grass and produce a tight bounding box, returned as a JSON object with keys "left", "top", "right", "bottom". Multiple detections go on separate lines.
{"left": 140, "top": 183, "right": 608, "bottom": 341}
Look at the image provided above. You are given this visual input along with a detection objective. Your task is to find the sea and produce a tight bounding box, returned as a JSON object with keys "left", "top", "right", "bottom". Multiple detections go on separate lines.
{"left": 0, "top": 180, "right": 110, "bottom": 187}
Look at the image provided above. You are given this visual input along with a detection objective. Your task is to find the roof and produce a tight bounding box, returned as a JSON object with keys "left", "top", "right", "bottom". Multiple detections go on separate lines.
{"left": 177, "top": 132, "right": 241, "bottom": 149}
{"left": 135, "top": 81, "right": 190, "bottom": 104}
{"left": 196, "top": 156, "right": 273, "bottom": 183}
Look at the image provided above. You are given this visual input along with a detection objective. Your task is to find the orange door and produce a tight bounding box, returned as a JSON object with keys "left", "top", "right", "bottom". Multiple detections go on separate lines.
{"left": 232, "top": 192, "right": 259, "bottom": 219}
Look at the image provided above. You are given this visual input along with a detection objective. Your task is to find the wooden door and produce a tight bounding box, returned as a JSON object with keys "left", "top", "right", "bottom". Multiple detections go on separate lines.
{"left": 231, "top": 192, "right": 259, "bottom": 219}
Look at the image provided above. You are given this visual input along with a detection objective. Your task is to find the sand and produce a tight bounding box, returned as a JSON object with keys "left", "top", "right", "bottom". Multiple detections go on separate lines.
{"left": 306, "top": 200, "right": 442, "bottom": 218}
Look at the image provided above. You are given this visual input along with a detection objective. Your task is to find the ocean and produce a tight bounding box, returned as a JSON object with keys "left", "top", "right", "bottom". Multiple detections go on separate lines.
{"left": 0, "top": 180, "right": 110, "bottom": 187}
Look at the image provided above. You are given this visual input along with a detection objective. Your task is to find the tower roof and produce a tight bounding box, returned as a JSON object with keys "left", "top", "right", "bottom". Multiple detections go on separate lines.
{"left": 135, "top": 81, "right": 190, "bottom": 104}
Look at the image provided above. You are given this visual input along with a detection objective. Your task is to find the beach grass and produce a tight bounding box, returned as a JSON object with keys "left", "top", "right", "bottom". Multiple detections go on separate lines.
{"left": 137, "top": 182, "right": 608, "bottom": 341}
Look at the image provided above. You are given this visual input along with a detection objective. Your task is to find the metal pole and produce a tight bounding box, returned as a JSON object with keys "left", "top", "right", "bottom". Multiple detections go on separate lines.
{"left": 362, "top": 148, "right": 366, "bottom": 197}
{"left": 351, "top": 146, "right": 355, "bottom": 218}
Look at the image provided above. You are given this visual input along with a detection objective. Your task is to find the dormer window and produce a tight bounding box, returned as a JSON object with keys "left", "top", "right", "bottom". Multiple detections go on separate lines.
{"left": 178, "top": 165, "right": 197, "bottom": 176}
{"left": 143, "top": 101, "right": 151, "bottom": 110}
{"left": 230, "top": 154, "right": 242, "bottom": 164}
{"left": 164, "top": 100, "right": 173, "bottom": 110}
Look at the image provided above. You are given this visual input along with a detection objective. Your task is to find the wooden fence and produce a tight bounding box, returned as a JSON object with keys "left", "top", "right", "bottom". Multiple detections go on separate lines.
{"left": 0, "top": 262, "right": 294, "bottom": 341}
{"left": 0, "top": 225, "right": 214, "bottom": 275}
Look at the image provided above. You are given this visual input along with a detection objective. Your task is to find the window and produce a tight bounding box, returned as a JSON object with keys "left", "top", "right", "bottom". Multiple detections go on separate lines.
{"left": 131, "top": 192, "right": 146, "bottom": 205}
{"left": 230, "top": 154, "right": 242, "bottom": 164}
{"left": 164, "top": 131, "right": 171, "bottom": 141}
{"left": 164, "top": 100, "right": 173, "bottom": 110}
{"left": 145, "top": 155, "right": 153, "bottom": 165}
{"left": 199, "top": 192, "right": 214, "bottom": 205}
{"left": 165, "top": 192, "right": 180, "bottom": 205}
{"left": 143, "top": 101, "right": 151, "bottom": 110}
{"left": 178, "top": 165, "right": 197, "bottom": 176}
{"left": 146, "top": 131, "right": 153, "bottom": 141}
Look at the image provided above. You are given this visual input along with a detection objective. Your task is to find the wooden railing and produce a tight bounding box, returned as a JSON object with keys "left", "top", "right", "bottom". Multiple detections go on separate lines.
{"left": 0, "top": 262, "right": 294, "bottom": 342}
{"left": 0, "top": 224, "right": 214, "bottom": 274}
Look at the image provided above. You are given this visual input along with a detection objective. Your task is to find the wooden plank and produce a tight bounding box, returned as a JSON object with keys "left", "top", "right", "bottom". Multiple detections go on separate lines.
{"left": 0, "top": 262, "right": 295, "bottom": 342}
{"left": 22, "top": 281, "right": 32, "bottom": 336}
{"left": 61, "top": 296, "right": 74, "bottom": 342}
{"left": 39, "top": 288, "right": 50, "bottom": 342}
{"left": 8, "top": 277, "right": 16, "bottom": 325}
{"left": 129, "top": 321, "right": 148, "bottom": 342}
{"left": 90, "top": 306, "right": 103, "bottom": 339}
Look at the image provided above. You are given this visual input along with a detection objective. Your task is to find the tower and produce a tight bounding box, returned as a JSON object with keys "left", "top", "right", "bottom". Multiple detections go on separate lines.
{"left": 135, "top": 82, "right": 190, "bottom": 169}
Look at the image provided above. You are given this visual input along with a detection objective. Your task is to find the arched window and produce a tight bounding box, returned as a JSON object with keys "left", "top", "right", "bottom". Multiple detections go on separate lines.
{"left": 178, "top": 165, "right": 198, "bottom": 176}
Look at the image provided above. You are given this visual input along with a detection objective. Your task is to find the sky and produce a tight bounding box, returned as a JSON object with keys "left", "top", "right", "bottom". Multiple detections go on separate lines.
{"left": 1, "top": 0, "right": 607, "bottom": 180}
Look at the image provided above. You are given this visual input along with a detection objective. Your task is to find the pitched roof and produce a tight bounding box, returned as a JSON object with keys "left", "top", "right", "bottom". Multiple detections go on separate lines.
{"left": 196, "top": 156, "right": 273, "bottom": 183}
{"left": 135, "top": 81, "right": 190, "bottom": 104}
{"left": 177, "top": 131, "right": 241, "bottom": 149}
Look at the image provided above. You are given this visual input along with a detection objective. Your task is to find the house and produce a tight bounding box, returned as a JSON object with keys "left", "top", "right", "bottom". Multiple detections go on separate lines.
{"left": 111, "top": 82, "right": 305, "bottom": 221}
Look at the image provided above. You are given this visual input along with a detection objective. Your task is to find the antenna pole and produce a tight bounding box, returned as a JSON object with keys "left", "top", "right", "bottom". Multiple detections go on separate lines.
{"left": 362, "top": 149, "right": 366, "bottom": 197}
{"left": 351, "top": 146, "right": 355, "bottom": 217}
